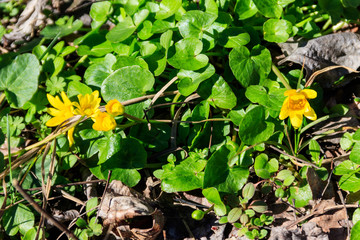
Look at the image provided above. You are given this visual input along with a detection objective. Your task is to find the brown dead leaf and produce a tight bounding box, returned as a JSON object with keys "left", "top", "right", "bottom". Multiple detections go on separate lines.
{"left": 309, "top": 200, "right": 347, "bottom": 233}
{"left": 98, "top": 180, "right": 164, "bottom": 240}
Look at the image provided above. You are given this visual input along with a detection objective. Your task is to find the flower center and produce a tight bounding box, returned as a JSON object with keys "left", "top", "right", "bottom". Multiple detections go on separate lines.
{"left": 289, "top": 94, "right": 306, "bottom": 110}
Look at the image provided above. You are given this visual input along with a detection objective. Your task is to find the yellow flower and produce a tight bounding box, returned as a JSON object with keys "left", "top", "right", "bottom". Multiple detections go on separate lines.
{"left": 92, "top": 112, "right": 116, "bottom": 131}
{"left": 46, "top": 91, "right": 76, "bottom": 146}
{"left": 279, "top": 89, "right": 317, "bottom": 129}
{"left": 105, "top": 99, "right": 125, "bottom": 116}
{"left": 73, "top": 91, "right": 101, "bottom": 118}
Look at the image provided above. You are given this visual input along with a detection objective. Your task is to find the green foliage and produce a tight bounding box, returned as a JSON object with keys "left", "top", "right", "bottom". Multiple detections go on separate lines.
{"left": 0, "top": 0, "right": 359, "bottom": 238}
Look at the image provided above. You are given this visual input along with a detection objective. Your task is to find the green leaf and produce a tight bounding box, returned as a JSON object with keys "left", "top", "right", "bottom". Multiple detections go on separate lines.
{"left": 159, "top": 153, "right": 206, "bottom": 192}
{"left": 245, "top": 85, "right": 286, "bottom": 111}
{"left": 239, "top": 105, "right": 275, "bottom": 145}
{"left": 3, "top": 203, "right": 34, "bottom": 236}
{"left": 352, "top": 208, "right": 360, "bottom": 225}
{"left": 86, "top": 197, "right": 98, "bottom": 217}
{"left": 202, "top": 187, "right": 227, "bottom": 216}
{"left": 203, "top": 144, "right": 249, "bottom": 193}
{"left": 134, "top": 9, "right": 150, "bottom": 26}
{"left": 234, "top": 0, "right": 258, "bottom": 20}
{"left": 334, "top": 160, "right": 358, "bottom": 175}
{"left": 289, "top": 183, "right": 312, "bottom": 207}
{"left": 309, "top": 139, "right": 321, "bottom": 162}
{"left": 353, "top": 129, "right": 360, "bottom": 140}
{"left": 228, "top": 208, "right": 242, "bottom": 223}
{"left": 178, "top": 10, "right": 217, "bottom": 39}
{"left": 242, "top": 183, "right": 256, "bottom": 200}
{"left": 155, "top": 0, "right": 182, "bottom": 20}
{"left": 253, "top": 0, "right": 282, "bottom": 18}
{"left": 218, "top": 28, "right": 251, "bottom": 48}
{"left": 168, "top": 38, "right": 209, "bottom": 71}
{"left": 106, "top": 16, "right": 136, "bottom": 43}
{"left": 351, "top": 220, "right": 360, "bottom": 240}
{"left": 101, "top": 65, "right": 154, "bottom": 118}
{"left": 0, "top": 54, "right": 40, "bottom": 108}
{"left": 84, "top": 54, "right": 116, "bottom": 88}
{"left": 340, "top": 132, "right": 354, "bottom": 151}
{"left": 41, "top": 16, "right": 83, "bottom": 38}
{"left": 249, "top": 201, "right": 268, "bottom": 213}
{"left": 229, "top": 45, "right": 271, "bottom": 87}
{"left": 101, "top": 137, "right": 147, "bottom": 169}
{"left": 90, "top": 1, "right": 112, "bottom": 22}
{"left": 177, "top": 64, "right": 215, "bottom": 96}
{"left": 263, "top": 19, "right": 292, "bottom": 43}
{"left": 208, "top": 76, "right": 237, "bottom": 109}
{"left": 350, "top": 142, "right": 360, "bottom": 164}
{"left": 67, "top": 80, "right": 92, "bottom": 99}
{"left": 46, "top": 76, "right": 66, "bottom": 95}
{"left": 254, "top": 153, "right": 278, "bottom": 179}
{"left": 339, "top": 172, "right": 360, "bottom": 192}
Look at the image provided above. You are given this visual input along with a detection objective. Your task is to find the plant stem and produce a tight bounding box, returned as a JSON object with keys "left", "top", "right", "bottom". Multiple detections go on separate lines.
{"left": 272, "top": 63, "right": 292, "bottom": 90}
{"left": 170, "top": 92, "right": 181, "bottom": 119}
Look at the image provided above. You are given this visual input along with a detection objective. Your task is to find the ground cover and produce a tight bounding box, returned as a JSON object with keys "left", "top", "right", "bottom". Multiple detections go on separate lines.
{"left": 1, "top": 0, "right": 360, "bottom": 239}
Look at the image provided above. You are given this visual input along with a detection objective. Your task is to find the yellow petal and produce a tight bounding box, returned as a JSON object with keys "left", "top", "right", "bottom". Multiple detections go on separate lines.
{"left": 67, "top": 127, "right": 75, "bottom": 147}
{"left": 284, "top": 89, "right": 297, "bottom": 96}
{"left": 46, "top": 116, "right": 65, "bottom": 127}
{"left": 289, "top": 112, "right": 303, "bottom": 129}
{"left": 47, "top": 107, "right": 61, "bottom": 117}
{"left": 61, "top": 91, "right": 72, "bottom": 106}
{"left": 279, "top": 97, "right": 289, "bottom": 120}
{"left": 301, "top": 89, "right": 317, "bottom": 99}
{"left": 47, "top": 94, "right": 64, "bottom": 110}
{"left": 304, "top": 102, "right": 317, "bottom": 120}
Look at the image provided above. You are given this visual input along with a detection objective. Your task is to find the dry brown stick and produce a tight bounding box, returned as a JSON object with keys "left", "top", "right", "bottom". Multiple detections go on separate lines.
{"left": 96, "top": 170, "right": 112, "bottom": 221}
{"left": 171, "top": 93, "right": 200, "bottom": 148}
{"left": 150, "top": 76, "right": 178, "bottom": 106}
{"left": 121, "top": 90, "right": 179, "bottom": 106}
{"left": 12, "top": 179, "right": 79, "bottom": 240}
{"left": 337, "top": 188, "right": 351, "bottom": 237}
{"left": 22, "top": 179, "right": 106, "bottom": 192}
{"left": 269, "top": 145, "right": 320, "bottom": 169}
{"left": 286, "top": 204, "right": 358, "bottom": 229}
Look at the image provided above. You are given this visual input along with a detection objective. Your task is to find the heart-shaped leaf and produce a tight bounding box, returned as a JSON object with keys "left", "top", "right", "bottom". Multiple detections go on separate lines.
{"left": 0, "top": 54, "right": 40, "bottom": 108}
{"left": 229, "top": 45, "right": 271, "bottom": 87}
{"left": 155, "top": 0, "right": 182, "bottom": 20}
{"left": 239, "top": 105, "right": 274, "bottom": 145}
{"left": 253, "top": 0, "right": 282, "bottom": 18}
{"left": 106, "top": 16, "right": 136, "bottom": 43}
{"left": 178, "top": 10, "right": 217, "bottom": 39}
{"left": 168, "top": 38, "right": 209, "bottom": 70}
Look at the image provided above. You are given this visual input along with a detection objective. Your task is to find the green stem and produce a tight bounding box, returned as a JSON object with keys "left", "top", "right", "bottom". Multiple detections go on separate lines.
{"left": 39, "top": 32, "right": 61, "bottom": 60}
{"left": 6, "top": 114, "right": 14, "bottom": 202}
{"left": 170, "top": 92, "right": 181, "bottom": 119}
{"left": 72, "top": 55, "right": 88, "bottom": 70}
{"left": 272, "top": 63, "right": 292, "bottom": 90}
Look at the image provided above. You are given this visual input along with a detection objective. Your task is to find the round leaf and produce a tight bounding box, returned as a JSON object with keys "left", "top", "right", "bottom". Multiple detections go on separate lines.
{"left": 263, "top": 19, "right": 292, "bottom": 43}
{"left": 168, "top": 38, "right": 209, "bottom": 71}
{"left": 208, "top": 76, "right": 237, "bottom": 109}
{"left": 178, "top": 10, "right": 217, "bottom": 39}
{"left": 101, "top": 65, "right": 154, "bottom": 117}
{"left": 106, "top": 17, "right": 136, "bottom": 43}
{"left": 0, "top": 54, "right": 40, "bottom": 108}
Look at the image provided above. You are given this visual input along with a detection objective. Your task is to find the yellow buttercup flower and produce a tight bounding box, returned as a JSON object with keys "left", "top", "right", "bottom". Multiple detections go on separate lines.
{"left": 46, "top": 91, "right": 76, "bottom": 146}
{"left": 279, "top": 89, "right": 317, "bottom": 129}
{"left": 92, "top": 112, "right": 116, "bottom": 131}
{"left": 105, "top": 99, "right": 124, "bottom": 117}
{"left": 73, "top": 91, "right": 101, "bottom": 118}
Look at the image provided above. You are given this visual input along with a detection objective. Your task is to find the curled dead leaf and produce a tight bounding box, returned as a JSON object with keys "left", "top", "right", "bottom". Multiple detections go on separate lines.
{"left": 99, "top": 180, "right": 164, "bottom": 240}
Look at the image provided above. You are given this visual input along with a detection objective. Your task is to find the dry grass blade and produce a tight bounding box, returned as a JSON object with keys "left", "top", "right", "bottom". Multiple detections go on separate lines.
{"left": 12, "top": 179, "right": 79, "bottom": 240}
{"left": 150, "top": 76, "right": 178, "bottom": 106}
{"left": 305, "top": 65, "right": 359, "bottom": 87}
